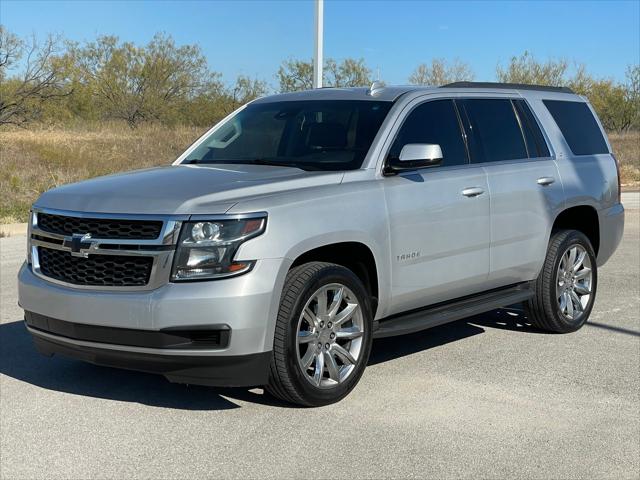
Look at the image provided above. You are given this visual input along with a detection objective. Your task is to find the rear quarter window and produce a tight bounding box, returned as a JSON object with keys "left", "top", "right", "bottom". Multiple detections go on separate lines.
{"left": 543, "top": 100, "right": 609, "bottom": 155}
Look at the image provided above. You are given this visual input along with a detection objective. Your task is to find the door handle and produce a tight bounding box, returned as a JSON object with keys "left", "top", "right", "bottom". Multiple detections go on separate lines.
{"left": 461, "top": 187, "right": 485, "bottom": 198}
{"left": 537, "top": 176, "right": 555, "bottom": 186}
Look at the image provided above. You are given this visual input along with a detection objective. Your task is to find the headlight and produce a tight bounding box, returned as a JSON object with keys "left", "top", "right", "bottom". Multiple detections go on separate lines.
{"left": 171, "top": 215, "right": 266, "bottom": 281}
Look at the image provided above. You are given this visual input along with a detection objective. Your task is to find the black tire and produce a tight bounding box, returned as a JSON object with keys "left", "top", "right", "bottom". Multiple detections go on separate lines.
{"left": 526, "top": 229, "right": 598, "bottom": 333}
{"left": 266, "top": 262, "right": 373, "bottom": 407}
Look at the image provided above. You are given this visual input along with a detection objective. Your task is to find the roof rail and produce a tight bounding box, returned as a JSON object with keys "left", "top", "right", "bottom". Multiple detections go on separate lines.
{"left": 441, "top": 81, "right": 574, "bottom": 94}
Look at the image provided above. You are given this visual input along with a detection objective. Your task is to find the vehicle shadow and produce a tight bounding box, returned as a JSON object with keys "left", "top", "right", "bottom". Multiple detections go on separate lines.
{"left": 0, "top": 306, "right": 542, "bottom": 410}
{"left": 369, "top": 305, "right": 545, "bottom": 365}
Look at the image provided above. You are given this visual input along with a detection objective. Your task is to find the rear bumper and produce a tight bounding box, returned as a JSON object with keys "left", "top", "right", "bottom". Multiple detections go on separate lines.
{"left": 597, "top": 203, "right": 624, "bottom": 266}
{"left": 26, "top": 313, "right": 271, "bottom": 387}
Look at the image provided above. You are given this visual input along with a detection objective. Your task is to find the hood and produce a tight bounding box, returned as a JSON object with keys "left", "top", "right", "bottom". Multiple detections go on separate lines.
{"left": 35, "top": 164, "right": 344, "bottom": 215}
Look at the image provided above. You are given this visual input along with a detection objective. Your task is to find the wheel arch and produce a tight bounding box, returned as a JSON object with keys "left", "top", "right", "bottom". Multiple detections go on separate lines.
{"left": 551, "top": 205, "right": 600, "bottom": 255}
{"left": 288, "top": 240, "right": 380, "bottom": 317}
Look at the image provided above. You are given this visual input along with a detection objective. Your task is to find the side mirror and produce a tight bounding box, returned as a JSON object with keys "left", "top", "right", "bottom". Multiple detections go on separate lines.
{"left": 387, "top": 143, "right": 443, "bottom": 173}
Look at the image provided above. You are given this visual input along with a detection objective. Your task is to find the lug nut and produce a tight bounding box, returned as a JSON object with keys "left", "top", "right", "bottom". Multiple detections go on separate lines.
{"left": 325, "top": 343, "right": 330, "bottom": 350}
{"left": 327, "top": 322, "right": 332, "bottom": 328}
{"left": 320, "top": 321, "right": 325, "bottom": 328}
{"left": 330, "top": 333, "right": 335, "bottom": 339}
{"left": 317, "top": 342, "right": 322, "bottom": 349}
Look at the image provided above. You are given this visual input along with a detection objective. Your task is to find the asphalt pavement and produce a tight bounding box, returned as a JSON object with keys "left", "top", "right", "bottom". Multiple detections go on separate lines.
{"left": 1, "top": 194, "right": 638, "bottom": 479}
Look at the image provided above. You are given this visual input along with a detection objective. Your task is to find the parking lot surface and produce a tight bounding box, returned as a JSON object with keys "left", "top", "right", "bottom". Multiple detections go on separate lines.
{"left": 1, "top": 194, "right": 638, "bottom": 479}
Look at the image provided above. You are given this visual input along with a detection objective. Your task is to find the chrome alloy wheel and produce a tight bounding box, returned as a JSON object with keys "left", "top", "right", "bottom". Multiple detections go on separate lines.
{"left": 556, "top": 244, "right": 593, "bottom": 321}
{"left": 295, "top": 283, "right": 365, "bottom": 389}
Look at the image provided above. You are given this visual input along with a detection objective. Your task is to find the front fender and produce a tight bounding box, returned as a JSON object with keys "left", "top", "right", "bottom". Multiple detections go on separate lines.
{"left": 230, "top": 181, "right": 392, "bottom": 318}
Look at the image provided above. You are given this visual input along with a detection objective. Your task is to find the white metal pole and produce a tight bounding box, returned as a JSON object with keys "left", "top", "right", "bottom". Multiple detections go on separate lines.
{"left": 313, "top": 0, "right": 324, "bottom": 89}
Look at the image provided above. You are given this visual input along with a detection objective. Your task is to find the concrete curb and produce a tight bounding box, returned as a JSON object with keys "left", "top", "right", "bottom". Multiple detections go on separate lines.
{"left": 0, "top": 223, "right": 27, "bottom": 237}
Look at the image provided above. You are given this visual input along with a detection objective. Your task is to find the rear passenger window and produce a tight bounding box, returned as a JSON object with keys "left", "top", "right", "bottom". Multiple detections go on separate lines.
{"left": 461, "top": 99, "right": 528, "bottom": 163}
{"left": 388, "top": 99, "right": 468, "bottom": 167}
{"left": 543, "top": 100, "right": 608, "bottom": 155}
{"left": 513, "top": 100, "right": 551, "bottom": 158}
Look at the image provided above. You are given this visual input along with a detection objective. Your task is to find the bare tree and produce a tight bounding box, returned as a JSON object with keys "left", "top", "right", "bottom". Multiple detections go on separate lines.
{"left": 0, "top": 26, "right": 71, "bottom": 126}
{"left": 409, "top": 58, "right": 474, "bottom": 86}
{"left": 625, "top": 64, "right": 640, "bottom": 130}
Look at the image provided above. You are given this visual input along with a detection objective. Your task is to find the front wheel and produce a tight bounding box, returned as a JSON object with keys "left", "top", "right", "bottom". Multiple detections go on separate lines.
{"left": 526, "top": 229, "right": 598, "bottom": 333}
{"left": 267, "top": 262, "right": 373, "bottom": 406}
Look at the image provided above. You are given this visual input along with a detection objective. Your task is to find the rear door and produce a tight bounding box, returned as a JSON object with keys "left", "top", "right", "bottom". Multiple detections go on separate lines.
{"left": 458, "top": 98, "right": 564, "bottom": 287}
{"left": 383, "top": 98, "right": 490, "bottom": 315}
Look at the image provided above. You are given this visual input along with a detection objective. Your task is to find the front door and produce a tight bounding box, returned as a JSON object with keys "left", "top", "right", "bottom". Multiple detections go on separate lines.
{"left": 383, "top": 99, "right": 491, "bottom": 316}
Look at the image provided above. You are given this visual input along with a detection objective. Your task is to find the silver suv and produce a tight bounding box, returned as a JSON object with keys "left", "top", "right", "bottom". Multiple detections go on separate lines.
{"left": 18, "top": 82, "right": 625, "bottom": 406}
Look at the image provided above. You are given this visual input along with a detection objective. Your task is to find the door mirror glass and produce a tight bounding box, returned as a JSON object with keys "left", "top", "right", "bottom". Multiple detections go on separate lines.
{"left": 388, "top": 143, "right": 443, "bottom": 172}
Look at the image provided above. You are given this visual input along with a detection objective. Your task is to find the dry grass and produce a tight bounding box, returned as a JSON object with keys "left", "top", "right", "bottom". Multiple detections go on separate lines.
{"left": 0, "top": 123, "right": 204, "bottom": 223}
{"left": 609, "top": 131, "right": 640, "bottom": 188}
{"left": 1, "top": 124, "right": 638, "bottom": 223}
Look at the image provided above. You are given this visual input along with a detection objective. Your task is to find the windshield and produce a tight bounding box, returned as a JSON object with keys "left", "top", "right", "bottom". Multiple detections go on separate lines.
{"left": 183, "top": 100, "right": 392, "bottom": 171}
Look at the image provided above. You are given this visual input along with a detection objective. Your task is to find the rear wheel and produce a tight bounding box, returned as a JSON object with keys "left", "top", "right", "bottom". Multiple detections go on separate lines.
{"left": 267, "top": 262, "right": 373, "bottom": 406}
{"left": 526, "top": 229, "right": 597, "bottom": 333}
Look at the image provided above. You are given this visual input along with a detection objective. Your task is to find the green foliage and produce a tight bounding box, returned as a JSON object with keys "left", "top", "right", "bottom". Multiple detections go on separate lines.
{"left": 498, "top": 51, "right": 639, "bottom": 132}
{"left": 497, "top": 51, "right": 568, "bottom": 86}
{"left": 277, "top": 59, "right": 314, "bottom": 92}
{"left": 325, "top": 58, "right": 371, "bottom": 87}
{"left": 69, "top": 33, "right": 212, "bottom": 126}
{"left": 409, "top": 58, "right": 475, "bottom": 86}
{"left": 277, "top": 57, "right": 371, "bottom": 92}
{"left": 1, "top": 27, "right": 638, "bottom": 134}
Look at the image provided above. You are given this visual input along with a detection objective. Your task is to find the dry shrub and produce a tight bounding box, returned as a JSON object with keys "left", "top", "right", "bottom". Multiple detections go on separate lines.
{"left": 609, "top": 131, "right": 640, "bottom": 188}
{"left": 1, "top": 124, "right": 638, "bottom": 224}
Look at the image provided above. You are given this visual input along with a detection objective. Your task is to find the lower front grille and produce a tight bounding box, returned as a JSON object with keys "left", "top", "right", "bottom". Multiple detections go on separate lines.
{"left": 37, "top": 247, "right": 153, "bottom": 287}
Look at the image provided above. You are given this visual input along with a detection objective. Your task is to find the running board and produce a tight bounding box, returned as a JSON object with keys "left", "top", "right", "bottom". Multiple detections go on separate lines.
{"left": 373, "top": 283, "right": 533, "bottom": 339}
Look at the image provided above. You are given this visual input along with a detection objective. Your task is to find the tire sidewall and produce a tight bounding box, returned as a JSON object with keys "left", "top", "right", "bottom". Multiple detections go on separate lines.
{"left": 547, "top": 231, "right": 598, "bottom": 331}
{"left": 283, "top": 265, "right": 373, "bottom": 406}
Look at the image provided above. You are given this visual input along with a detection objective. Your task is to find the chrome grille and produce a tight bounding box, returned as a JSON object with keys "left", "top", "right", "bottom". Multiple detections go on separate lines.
{"left": 38, "top": 213, "right": 163, "bottom": 239}
{"left": 38, "top": 247, "right": 153, "bottom": 287}
{"left": 30, "top": 209, "right": 184, "bottom": 291}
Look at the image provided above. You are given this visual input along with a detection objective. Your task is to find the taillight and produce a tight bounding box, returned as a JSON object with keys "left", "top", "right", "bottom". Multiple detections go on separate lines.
{"left": 612, "top": 154, "right": 622, "bottom": 203}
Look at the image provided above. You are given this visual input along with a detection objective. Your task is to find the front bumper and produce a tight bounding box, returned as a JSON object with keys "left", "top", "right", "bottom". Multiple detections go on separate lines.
{"left": 18, "top": 257, "right": 291, "bottom": 386}
{"left": 28, "top": 318, "right": 271, "bottom": 387}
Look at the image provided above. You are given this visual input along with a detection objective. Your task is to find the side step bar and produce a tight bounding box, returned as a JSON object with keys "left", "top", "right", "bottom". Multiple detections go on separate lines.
{"left": 373, "top": 283, "right": 533, "bottom": 339}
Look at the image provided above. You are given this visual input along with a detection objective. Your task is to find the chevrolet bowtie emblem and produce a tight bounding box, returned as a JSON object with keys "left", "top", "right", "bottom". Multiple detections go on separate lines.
{"left": 63, "top": 233, "right": 94, "bottom": 257}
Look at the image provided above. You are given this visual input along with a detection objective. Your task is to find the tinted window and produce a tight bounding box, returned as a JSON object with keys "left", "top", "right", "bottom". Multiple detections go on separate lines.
{"left": 513, "top": 100, "right": 550, "bottom": 158}
{"left": 461, "top": 99, "right": 528, "bottom": 163}
{"left": 543, "top": 100, "right": 608, "bottom": 155}
{"left": 388, "top": 100, "right": 467, "bottom": 167}
{"left": 185, "top": 100, "right": 392, "bottom": 171}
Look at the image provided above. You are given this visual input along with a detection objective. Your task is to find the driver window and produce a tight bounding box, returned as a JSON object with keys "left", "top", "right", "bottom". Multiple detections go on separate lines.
{"left": 388, "top": 99, "right": 468, "bottom": 167}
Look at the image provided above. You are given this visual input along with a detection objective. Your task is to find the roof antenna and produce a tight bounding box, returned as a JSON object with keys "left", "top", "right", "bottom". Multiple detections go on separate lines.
{"left": 368, "top": 80, "right": 385, "bottom": 97}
